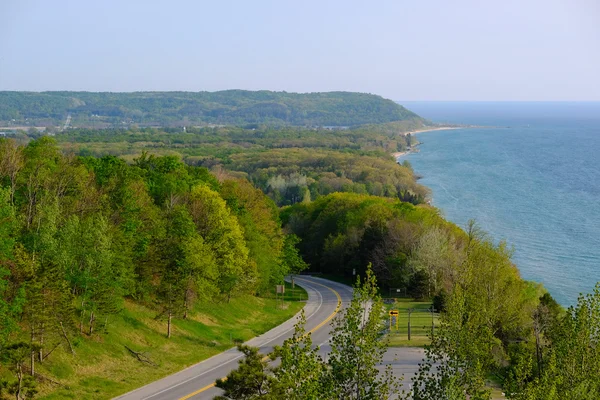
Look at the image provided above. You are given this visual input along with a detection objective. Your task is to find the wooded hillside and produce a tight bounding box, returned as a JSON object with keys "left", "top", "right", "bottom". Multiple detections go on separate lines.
{"left": 0, "top": 91, "right": 424, "bottom": 128}
{"left": 0, "top": 136, "right": 311, "bottom": 398}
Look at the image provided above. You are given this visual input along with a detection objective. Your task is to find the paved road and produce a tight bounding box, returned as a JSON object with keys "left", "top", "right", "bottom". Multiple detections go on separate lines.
{"left": 114, "top": 276, "right": 354, "bottom": 400}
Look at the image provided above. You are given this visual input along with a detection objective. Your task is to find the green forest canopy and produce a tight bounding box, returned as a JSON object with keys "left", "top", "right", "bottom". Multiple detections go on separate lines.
{"left": 1, "top": 131, "right": 599, "bottom": 398}
{"left": 0, "top": 90, "right": 425, "bottom": 128}
{"left": 0, "top": 137, "right": 299, "bottom": 345}
{"left": 13, "top": 122, "right": 430, "bottom": 207}
{"left": 0, "top": 136, "right": 313, "bottom": 398}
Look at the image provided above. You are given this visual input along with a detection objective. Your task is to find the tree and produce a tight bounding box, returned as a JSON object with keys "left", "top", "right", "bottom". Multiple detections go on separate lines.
{"left": 0, "top": 187, "right": 23, "bottom": 350}
{"left": 220, "top": 179, "right": 284, "bottom": 293}
{"left": 215, "top": 345, "right": 272, "bottom": 400}
{"left": 324, "top": 264, "right": 401, "bottom": 399}
{"left": 155, "top": 206, "right": 195, "bottom": 338}
{"left": 408, "top": 227, "right": 457, "bottom": 299}
{"left": 280, "top": 234, "right": 308, "bottom": 280}
{"left": 269, "top": 310, "right": 325, "bottom": 399}
{"left": 0, "top": 139, "right": 24, "bottom": 205}
{"left": 179, "top": 235, "right": 218, "bottom": 319}
{"left": 0, "top": 267, "right": 20, "bottom": 350}
{"left": 0, "top": 342, "right": 39, "bottom": 400}
{"left": 214, "top": 312, "right": 325, "bottom": 400}
{"left": 57, "top": 215, "right": 130, "bottom": 335}
{"left": 19, "top": 137, "right": 60, "bottom": 230}
{"left": 412, "top": 232, "right": 536, "bottom": 400}
{"left": 412, "top": 285, "right": 493, "bottom": 400}
{"left": 505, "top": 283, "right": 600, "bottom": 399}
{"left": 155, "top": 206, "right": 218, "bottom": 337}
{"left": 212, "top": 266, "right": 404, "bottom": 400}
{"left": 188, "top": 185, "right": 254, "bottom": 300}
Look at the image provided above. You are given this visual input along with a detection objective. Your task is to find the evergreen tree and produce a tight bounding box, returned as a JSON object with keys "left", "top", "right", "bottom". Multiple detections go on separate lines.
{"left": 215, "top": 345, "right": 272, "bottom": 400}
{"left": 0, "top": 342, "right": 39, "bottom": 400}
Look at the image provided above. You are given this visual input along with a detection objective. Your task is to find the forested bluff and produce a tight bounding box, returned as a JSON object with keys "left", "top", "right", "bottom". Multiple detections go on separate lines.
{"left": 0, "top": 92, "right": 598, "bottom": 399}
{"left": 0, "top": 90, "right": 422, "bottom": 128}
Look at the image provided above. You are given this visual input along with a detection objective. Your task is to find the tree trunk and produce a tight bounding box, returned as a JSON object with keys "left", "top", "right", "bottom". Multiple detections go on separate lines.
{"left": 30, "top": 328, "right": 35, "bottom": 378}
{"left": 167, "top": 311, "right": 172, "bottom": 338}
{"left": 39, "top": 324, "right": 44, "bottom": 362}
{"left": 16, "top": 362, "right": 23, "bottom": 400}
{"left": 535, "top": 331, "right": 542, "bottom": 377}
{"left": 183, "top": 295, "right": 188, "bottom": 320}
{"left": 42, "top": 342, "right": 61, "bottom": 361}
{"left": 80, "top": 299, "right": 86, "bottom": 334}
{"left": 10, "top": 175, "right": 16, "bottom": 206}
{"left": 60, "top": 321, "right": 76, "bottom": 355}
{"left": 89, "top": 311, "right": 95, "bottom": 336}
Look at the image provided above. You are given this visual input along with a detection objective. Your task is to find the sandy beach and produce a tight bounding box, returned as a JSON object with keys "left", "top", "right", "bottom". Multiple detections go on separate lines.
{"left": 392, "top": 151, "right": 409, "bottom": 158}
{"left": 393, "top": 126, "right": 463, "bottom": 159}
{"left": 403, "top": 126, "right": 462, "bottom": 136}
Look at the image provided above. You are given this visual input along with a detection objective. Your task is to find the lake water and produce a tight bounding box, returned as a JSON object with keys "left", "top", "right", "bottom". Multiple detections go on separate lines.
{"left": 398, "top": 102, "right": 600, "bottom": 306}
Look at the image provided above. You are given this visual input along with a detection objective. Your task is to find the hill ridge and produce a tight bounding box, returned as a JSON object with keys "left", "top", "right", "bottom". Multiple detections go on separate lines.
{"left": 0, "top": 90, "right": 423, "bottom": 128}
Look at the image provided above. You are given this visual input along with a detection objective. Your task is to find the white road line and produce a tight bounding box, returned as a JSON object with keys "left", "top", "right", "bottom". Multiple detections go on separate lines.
{"left": 138, "top": 280, "right": 327, "bottom": 400}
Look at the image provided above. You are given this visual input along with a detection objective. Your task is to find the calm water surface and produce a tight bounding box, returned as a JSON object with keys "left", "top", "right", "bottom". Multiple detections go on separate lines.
{"left": 398, "top": 102, "right": 600, "bottom": 306}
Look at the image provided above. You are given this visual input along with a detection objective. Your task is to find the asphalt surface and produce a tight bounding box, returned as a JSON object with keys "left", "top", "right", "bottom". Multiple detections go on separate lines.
{"left": 114, "top": 276, "right": 354, "bottom": 400}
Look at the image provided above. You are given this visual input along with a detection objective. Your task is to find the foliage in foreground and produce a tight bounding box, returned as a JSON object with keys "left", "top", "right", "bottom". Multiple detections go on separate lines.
{"left": 412, "top": 261, "right": 600, "bottom": 399}
{"left": 283, "top": 193, "right": 600, "bottom": 399}
{"left": 503, "top": 283, "right": 600, "bottom": 400}
{"left": 215, "top": 266, "right": 405, "bottom": 400}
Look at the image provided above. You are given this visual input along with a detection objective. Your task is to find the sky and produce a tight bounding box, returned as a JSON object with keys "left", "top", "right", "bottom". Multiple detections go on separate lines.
{"left": 1, "top": 0, "right": 599, "bottom": 100}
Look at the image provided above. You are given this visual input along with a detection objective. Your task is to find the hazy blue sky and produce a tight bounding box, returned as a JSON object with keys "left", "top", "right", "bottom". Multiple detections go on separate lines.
{"left": 1, "top": 0, "right": 599, "bottom": 100}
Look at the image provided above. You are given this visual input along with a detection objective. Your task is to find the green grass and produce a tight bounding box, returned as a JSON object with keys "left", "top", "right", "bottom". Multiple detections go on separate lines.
{"left": 19, "top": 283, "right": 307, "bottom": 400}
{"left": 385, "top": 299, "right": 439, "bottom": 347}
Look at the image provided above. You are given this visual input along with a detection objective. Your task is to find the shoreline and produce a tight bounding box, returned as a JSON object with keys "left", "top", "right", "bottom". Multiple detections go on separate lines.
{"left": 404, "top": 126, "right": 463, "bottom": 136}
{"left": 392, "top": 126, "right": 465, "bottom": 159}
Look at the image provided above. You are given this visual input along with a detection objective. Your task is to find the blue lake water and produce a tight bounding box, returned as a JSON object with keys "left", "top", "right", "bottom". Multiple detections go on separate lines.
{"left": 398, "top": 102, "right": 600, "bottom": 306}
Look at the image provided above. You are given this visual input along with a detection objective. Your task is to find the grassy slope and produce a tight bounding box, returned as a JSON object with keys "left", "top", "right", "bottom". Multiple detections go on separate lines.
{"left": 4, "top": 282, "right": 306, "bottom": 400}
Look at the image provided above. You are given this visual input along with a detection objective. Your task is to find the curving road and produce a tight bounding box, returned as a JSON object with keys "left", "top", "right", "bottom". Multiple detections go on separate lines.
{"left": 114, "top": 276, "right": 354, "bottom": 400}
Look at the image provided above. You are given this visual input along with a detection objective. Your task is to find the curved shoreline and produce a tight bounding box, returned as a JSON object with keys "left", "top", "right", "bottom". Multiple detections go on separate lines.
{"left": 392, "top": 126, "right": 462, "bottom": 159}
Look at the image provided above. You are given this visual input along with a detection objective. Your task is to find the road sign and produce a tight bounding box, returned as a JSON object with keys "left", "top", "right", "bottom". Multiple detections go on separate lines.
{"left": 389, "top": 310, "right": 399, "bottom": 330}
{"left": 276, "top": 285, "right": 285, "bottom": 294}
